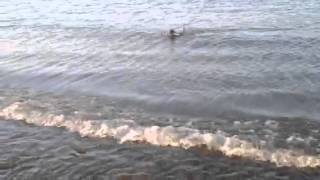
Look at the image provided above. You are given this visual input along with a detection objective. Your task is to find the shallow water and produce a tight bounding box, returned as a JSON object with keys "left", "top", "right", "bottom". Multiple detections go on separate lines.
{"left": 0, "top": 0, "right": 320, "bottom": 179}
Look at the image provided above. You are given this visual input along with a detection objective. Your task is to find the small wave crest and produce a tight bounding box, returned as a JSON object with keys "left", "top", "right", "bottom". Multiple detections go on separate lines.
{"left": 0, "top": 101, "right": 319, "bottom": 168}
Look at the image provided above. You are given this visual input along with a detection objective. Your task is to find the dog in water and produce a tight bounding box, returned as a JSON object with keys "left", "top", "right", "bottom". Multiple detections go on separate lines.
{"left": 167, "top": 25, "right": 185, "bottom": 39}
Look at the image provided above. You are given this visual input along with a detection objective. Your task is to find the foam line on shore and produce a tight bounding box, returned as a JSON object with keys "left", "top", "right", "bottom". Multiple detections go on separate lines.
{"left": 1, "top": 101, "right": 319, "bottom": 168}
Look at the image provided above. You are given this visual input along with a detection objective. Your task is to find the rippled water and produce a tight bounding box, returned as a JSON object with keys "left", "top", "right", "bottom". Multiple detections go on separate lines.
{"left": 0, "top": 0, "right": 320, "bottom": 179}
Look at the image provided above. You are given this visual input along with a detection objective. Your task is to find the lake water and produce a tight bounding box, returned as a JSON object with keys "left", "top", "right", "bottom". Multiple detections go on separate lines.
{"left": 0, "top": 0, "right": 320, "bottom": 179}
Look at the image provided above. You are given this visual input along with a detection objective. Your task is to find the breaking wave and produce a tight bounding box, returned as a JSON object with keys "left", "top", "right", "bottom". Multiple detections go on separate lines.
{"left": 1, "top": 101, "right": 319, "bottom": 168}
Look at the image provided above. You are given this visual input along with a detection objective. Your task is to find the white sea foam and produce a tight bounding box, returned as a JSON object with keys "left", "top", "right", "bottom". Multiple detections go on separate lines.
{"left": 265, "top": 120, "right": 279, "bottom": 129}
{"left": 1, "top": 101, "right": 320, "bottom": 168}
